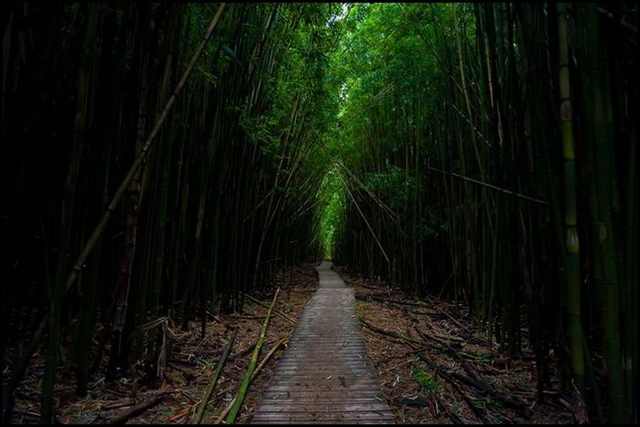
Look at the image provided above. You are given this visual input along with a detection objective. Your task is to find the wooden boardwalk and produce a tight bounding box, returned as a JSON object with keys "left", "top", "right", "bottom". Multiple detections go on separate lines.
{"left": 251, "top": 261, "right": 395, "bottom": 424}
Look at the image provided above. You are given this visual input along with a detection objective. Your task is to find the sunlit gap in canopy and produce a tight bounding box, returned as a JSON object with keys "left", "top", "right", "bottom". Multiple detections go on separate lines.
{"left": 316, "top": 163, "right": 346, "bottom": 261}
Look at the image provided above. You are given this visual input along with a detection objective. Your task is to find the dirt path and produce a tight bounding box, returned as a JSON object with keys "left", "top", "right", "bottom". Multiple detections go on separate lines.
{"left": 251, "top": 261, "right": 395, "bottom": 424}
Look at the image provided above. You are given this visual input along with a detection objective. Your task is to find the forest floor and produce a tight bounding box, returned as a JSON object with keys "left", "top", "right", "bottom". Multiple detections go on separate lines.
{"left": 334, "top": 265, "right": 583, "bottom": 424}
{"left": 11, "top": 264, "right": 319, "bottom": 424}
{"left": 12, "top": 262, "right": 584, "bottom": 425}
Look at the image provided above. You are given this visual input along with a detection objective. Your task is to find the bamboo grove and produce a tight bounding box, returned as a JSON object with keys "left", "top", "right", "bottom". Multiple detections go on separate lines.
{"left": 323, "top": 3, "right": 638, "bottom": 424}
{"left": 1, "top": 2, "right": 342, "bottom": 423}
{"left": 1, "top": 2, "right": 638, "bottom": 425}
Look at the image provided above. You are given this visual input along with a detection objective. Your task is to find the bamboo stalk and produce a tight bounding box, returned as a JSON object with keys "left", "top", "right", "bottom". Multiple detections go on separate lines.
{"left": 192, "top": 328, "right": 237, "bottom": 424}
{"left": 242, "top": 292, "right": 296, "bottom": 325}
{"left": 215, "top": 335, "right": 288, "bottom": 424}
{"left": 556, "top": 1, "right": 585, "bottom": 391}
{"left": 7, "top": 5, "right": 228, "bottom": 414}
{"left": 425, "top": 165, "right": 548, "bottom": 206}
{"left": 577, "top": 4, "right": 625, "bottom": 421}
{"left": 62, "top": 2, "right": 227, "bottom": 297}
{"left": 223, "top": 288, "right": 280, "bottom": 424}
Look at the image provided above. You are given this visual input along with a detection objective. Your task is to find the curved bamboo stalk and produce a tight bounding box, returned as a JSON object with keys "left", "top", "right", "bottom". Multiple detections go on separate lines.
{"left": 214, "top": 335, "right": 288, "bottom": 424}
{"left": 224, "top": 288, "right": 280, "bottom": 424}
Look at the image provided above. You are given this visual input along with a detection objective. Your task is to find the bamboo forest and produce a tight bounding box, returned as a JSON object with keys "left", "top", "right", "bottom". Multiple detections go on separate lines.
{"left": 1, "top": 1, "right": 638, "bottom": 425}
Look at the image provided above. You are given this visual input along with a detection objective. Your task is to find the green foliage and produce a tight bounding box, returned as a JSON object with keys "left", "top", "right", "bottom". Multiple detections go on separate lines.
{"left": 312, "top": 3, "right": 473, "bottom": 258}
{"left": 412, "top": 366, "right": 440, "bottom": 395}
{"left": 364, "top": 166, "right": 416, "bottom": 211}
{"left": 317, "top": 166, "right": 346, "bottom": 259}
{"left": 6, "top": 3, "right": 638, "bottom": 424}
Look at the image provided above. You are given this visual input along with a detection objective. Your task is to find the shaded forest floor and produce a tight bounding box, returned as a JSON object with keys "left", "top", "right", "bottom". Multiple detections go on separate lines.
{"left": 11, "top": 264, "right": 319, "bottom": 424}
{"left": 11, "top": 262, "right": 586, "bottom": 424}
{"left": 334, "top": 266, "right": 582, "bottom": 424}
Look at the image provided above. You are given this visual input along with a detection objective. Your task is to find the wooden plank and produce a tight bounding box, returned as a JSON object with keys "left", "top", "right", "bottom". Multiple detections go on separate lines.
{"left": 251, "top": 262, "right": 394, "bottom": 424}
{"left": 264, "top": 384, "right": 381, "bottom": 392}
{"left": 261, "top": 391, "right": 384, "bottom": 399}
{"left": 257, "top": 398, "right": 386, "bottom": 405}
{"left": 254, "top": 403, "right": 392, "bottom": 413}
{"left": 251, "top": 413, "right": 395, "bottom": 422}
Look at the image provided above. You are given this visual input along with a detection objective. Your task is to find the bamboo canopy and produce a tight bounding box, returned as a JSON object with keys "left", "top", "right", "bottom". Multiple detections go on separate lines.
{"left": 1, "top": 2, "right": 637, "bottom": 424}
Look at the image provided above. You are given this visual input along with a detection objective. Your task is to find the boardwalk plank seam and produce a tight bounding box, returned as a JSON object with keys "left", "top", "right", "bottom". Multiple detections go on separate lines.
{"left": 251, "top": 261, "right": 394, "bottom": 424}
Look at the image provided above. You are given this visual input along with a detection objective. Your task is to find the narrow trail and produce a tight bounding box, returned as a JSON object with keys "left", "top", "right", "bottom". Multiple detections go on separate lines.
{"left": 251, "top": 261, "right": 395, "bottom": 424}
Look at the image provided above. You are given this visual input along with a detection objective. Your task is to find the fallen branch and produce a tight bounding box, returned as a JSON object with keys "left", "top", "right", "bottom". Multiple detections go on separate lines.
{"left": 411, "top": 308, "right": 446, "bottom": 318}
{"left": 381, "top": 357, "right": 418, "bottom": 375}
{"left": 434, "top": 394, "right": 465, "bottom": 424}
{"left": 358, "top": 316, "right": 423, "bottom": 347}
{"left": 180, "top": 389, "right": 198, "bottom": 403}
{"left": 417, "top": 353, "right": 489, "bottom": 423}
{"left": 381, "top": 347, "right": 428, "bottom": 364}
{"left": 429, "top": 305, "right": 469, "bottom": 334}
{"left": 355, "top": 291, "right": 470, "bottom": 336}
{"left": 242, "top": 292, "right": 296, "bottom": 325}
{"left": 355, "top": 293, "right": 437, "bottom": 312}
{"left": 224, "top": 289, "right": 280, "bottom": 424}
{"left": 168, "top": 407, "right": 191, "bottom": 423}
{"left": 192, "top": 329, "right": 238, "bottom": 424}
{"left": 215, "top": 335, "right": 288, "bottom": 423}
{"left": 107, "top": 394, "right": 166, "bottom": 424}
{"left": 431, "top": 329, "right": 464, "bottom": 344}
{"left": 229, "top": 342, "right": 256, "bottom": 361}
{"left": 418, "top": 350, "right": 531, "bottom": 419}
{"left": 254, "top": 337, "right": 288, "bottom": 373}
{"left": 229, "top": 314, "right": 267, "bottom": 321}
{"left": 102, "top": 401, "right": 135, "bottom": 411}
{"left": 459, "top": 362, "right": 532, "bottom": 418}
{"left": 412, "top": 325, "right": 484, "bottom": 363}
